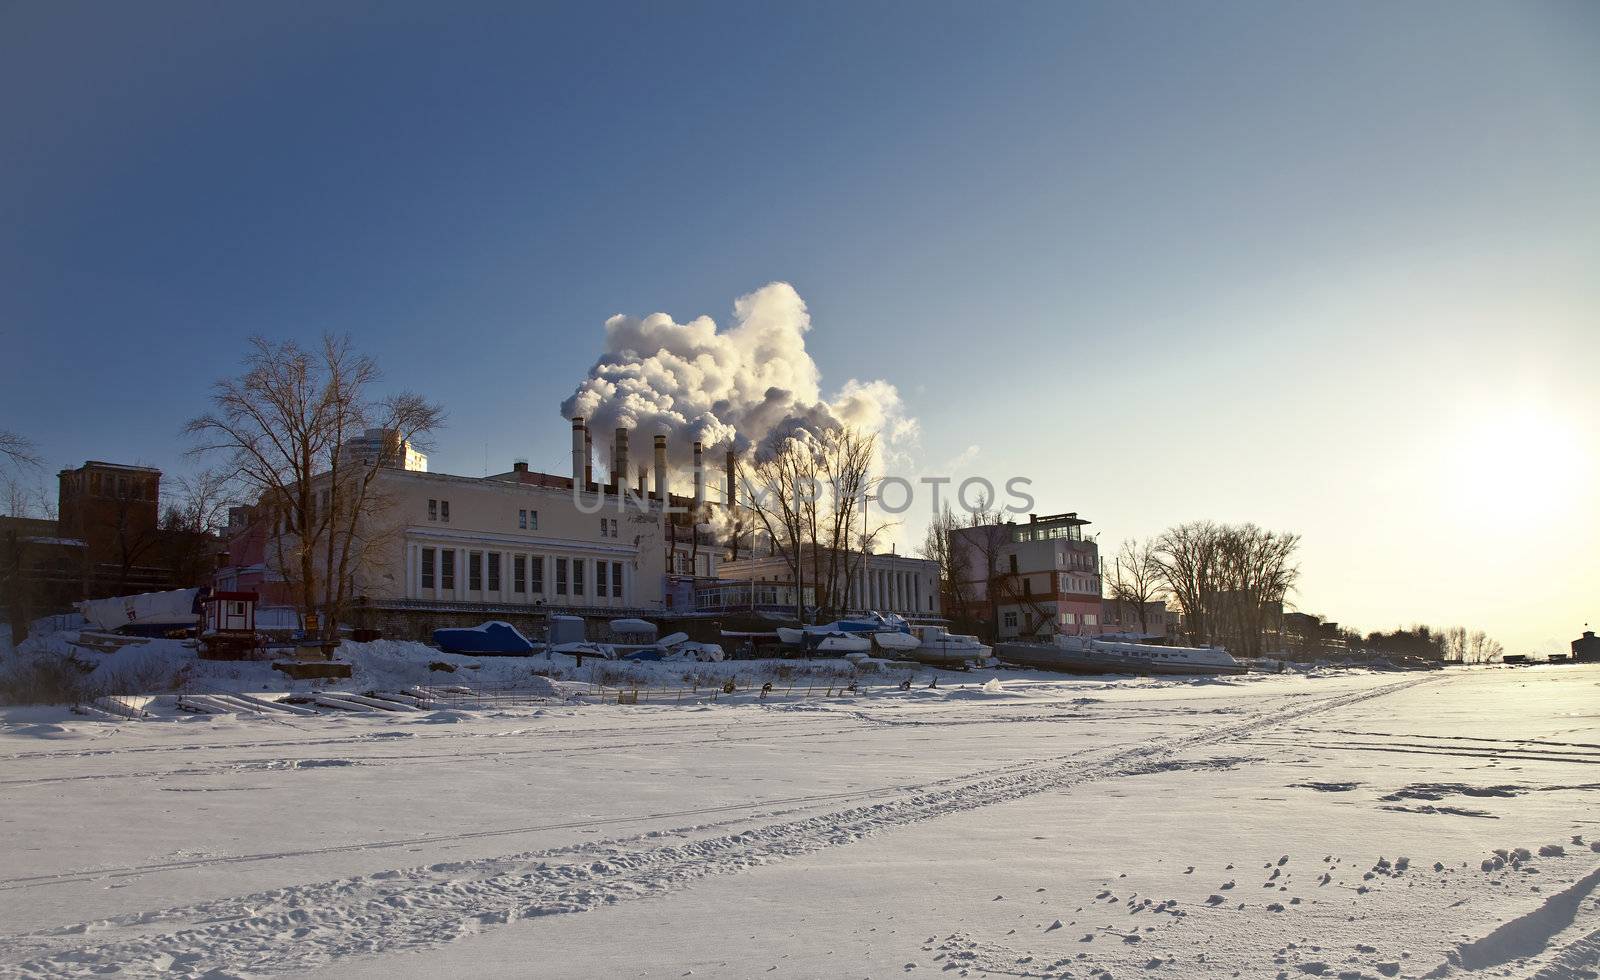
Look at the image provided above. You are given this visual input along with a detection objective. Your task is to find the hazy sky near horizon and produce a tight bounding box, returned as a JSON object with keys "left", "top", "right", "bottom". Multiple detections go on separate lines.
{"left": 2, "top": 1, "right": 1596, "bottom": 654}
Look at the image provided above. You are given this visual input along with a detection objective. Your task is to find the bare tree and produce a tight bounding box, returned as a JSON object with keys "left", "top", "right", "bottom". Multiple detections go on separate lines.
{"left": 942, "top": 494, "right": 1012, "bottom": 641}
{"left": 921, "top": 504, "right": 974, "bottom": 617}
{"left": 158, "top": 468, "right": 236, "bottom": 588}
{"left": 739, "top": 424, "right": 884, "bottom": 623}
{"left": 1153, "top": 520, "right": 1222, "bottom": 645}
{"left": 3, "top": 476, "right": 34, "bottom": 518}
{"left": 0, "top": 430, "right": 41, "bottom": 472}
{"left": 1212, "top": 524, "right": 1299, "bottom": 658}
{"left": 1155, "top": 521, "right": 1299, "bottom": 655}
{"left": 186, "top": 335, "right": 443, "bottom": 640}
{"left": 1466, "top": 630, "right": 1503, "bottom": 663}
{"left": 104, "top": 470, "right": 165, "bottom": 593}
{"left": 1440, "top": 626, "right": 1469, "bottom": 662}
{"left": 1106, "top": 538, "right": 1164, "bottom": 634}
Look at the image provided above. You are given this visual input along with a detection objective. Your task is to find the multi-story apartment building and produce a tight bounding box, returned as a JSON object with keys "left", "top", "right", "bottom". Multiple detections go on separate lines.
{"left": 337, "top": 428, "right": 428, "bottom": 472}
{"left": 950, "top": 511, "right": 1103, "bottom": 641}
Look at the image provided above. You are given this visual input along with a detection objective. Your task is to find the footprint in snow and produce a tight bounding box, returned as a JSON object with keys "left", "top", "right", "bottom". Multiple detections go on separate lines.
{"left": 1205, "top": 895, "right": 1225, "bottom": 906}
{"left": 1220, "top": 881, "right": 1235, "bottom": 890}
{"left": 1046, "top": 920, "right": 1063, "bottom": 932}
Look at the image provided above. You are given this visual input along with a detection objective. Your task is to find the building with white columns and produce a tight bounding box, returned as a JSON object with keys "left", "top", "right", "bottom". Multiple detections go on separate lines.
{"left": 224, "top": 415, "right": 737, "bottom": 642}
{"left": 717, "top": 547, "right": 941, "bottom": 619}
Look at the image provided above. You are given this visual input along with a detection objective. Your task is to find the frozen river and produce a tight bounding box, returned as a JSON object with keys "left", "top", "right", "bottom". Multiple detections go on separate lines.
{"left": 1, "top": 665, "right": 1596, "bottom": 978}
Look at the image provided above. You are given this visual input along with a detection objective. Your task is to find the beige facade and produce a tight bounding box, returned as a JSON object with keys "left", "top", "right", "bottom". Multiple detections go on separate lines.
{"left": 719, "top": 549, "right": 941, "bottom": 618}
{"left": 365, "top": 469, "right": 670, "bottom": 612}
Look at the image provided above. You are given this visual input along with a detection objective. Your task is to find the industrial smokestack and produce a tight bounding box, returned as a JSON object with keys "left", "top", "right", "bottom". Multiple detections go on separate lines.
{"left": 583, "top": 425, "right": 593, "bottom": 488}
{"left": 571, "top": 418, "right": 586, "bottom": 486}
{"left": 692, "top": 441, "right": 705, "bottom": 509}
{"left": 724, "top": 449, "right": 737, "bottom": 510}
{"left": 636, "top": 465, "right": 646, "bottom": 495}
{"left": 613, "top": 427, "right": 630, "bottom": 494}
{"left": 653, "top": 434, "right": 668, "bottom": 502}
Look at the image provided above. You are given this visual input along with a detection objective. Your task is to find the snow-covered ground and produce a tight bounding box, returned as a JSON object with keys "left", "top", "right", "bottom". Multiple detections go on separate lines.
{"left": 1, "top": 661, "right": 1596, "bottom": 979}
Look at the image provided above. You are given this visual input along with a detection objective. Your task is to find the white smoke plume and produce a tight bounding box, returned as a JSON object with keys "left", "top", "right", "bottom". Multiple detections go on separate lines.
{"left": 561, "top": 282, "right": 917, "bottom": 482}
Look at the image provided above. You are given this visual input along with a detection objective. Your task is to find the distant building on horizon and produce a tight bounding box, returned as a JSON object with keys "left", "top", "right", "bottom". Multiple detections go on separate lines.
{"left": 1574, "top": 629, "right": 1599, "bottom": 663}
{"left": 337, "top": 428, "right": 428, "bottom": 472}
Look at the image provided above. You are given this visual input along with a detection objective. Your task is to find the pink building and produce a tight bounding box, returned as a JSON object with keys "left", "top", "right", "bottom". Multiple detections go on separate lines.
{"left": 950, "top": 512, "right": 1103, "bottom": 641}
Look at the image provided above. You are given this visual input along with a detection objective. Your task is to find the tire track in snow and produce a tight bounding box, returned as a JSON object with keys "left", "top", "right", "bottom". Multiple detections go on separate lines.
{"left": 0, "top": 744, "right": 1090, "bottom": 891}
{"left": 0, "top": 676, "right": 1436, "bottom": 978}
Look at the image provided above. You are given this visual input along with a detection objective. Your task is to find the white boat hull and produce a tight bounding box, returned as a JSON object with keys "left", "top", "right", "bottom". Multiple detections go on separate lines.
{"left": 872, "top": 631, "right": 921, "bottom": 652}
{"left": 816, "top": 634, "right": 873, "bottom": 654}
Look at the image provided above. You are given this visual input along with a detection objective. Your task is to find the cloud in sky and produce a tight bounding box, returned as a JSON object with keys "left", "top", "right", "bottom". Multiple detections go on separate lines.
{"left": 560, "top": 282, "right": 917, "bottom": 473}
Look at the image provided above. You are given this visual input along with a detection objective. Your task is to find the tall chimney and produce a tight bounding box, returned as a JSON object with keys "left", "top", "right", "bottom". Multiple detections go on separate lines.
{"left": 583, "top": 425, "right": 593, "bottom": 488}
{"left": 571, "top": 418, "right": 586, "bottom": 485}
{"left": 613, "top": 427, "right": 630, "bottom": 494}
{"left": 692, "top": 441, "right": 705, "bottom": 509}
{"left": 724, "top": 449, "right": 737, "bottom": 510}
{"left": 653, "top": 434, "right": 668, "bottom": 501}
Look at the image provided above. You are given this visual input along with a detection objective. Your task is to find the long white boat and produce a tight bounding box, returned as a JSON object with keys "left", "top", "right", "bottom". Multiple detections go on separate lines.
{"left": 995, "top": 634, "right": 1246, "bottom": 676}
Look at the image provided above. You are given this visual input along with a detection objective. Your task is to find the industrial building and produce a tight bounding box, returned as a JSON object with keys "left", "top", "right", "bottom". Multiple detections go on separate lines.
{"left": 217, "top": 418, "right": 735, "bottom": 641}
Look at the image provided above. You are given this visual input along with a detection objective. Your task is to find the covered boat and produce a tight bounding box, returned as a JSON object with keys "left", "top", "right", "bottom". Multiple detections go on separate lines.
{"left": 776, "top": 612, "right": 920, "bottom": 653}
{"left": 77, "top": 588, "right": 206, "bottom": 636}
{"left": 433, "top": 621, "right": 536, "bottom": 656}
{"left": 995, "top": 635, "right": 1246, "bottom": 676}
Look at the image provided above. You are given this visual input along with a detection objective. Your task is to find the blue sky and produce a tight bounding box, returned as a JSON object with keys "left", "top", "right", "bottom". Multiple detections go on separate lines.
{"left": 2, "top": 1, "right": 1596, "bottom": 651}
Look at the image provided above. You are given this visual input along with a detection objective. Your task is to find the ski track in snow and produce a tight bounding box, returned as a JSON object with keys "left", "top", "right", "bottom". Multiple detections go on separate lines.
{"left": 0, "top": 677, "right": 1440, "bottom": 978}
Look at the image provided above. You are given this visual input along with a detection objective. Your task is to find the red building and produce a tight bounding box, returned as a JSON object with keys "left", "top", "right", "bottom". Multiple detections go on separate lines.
{"left": 56, "top": 461, "right": 169, "bottom": 595}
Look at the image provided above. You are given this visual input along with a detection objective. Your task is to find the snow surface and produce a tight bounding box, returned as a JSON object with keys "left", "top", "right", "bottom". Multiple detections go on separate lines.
{"left": 0, "top": 658, "right": 1596, "bottom": 979}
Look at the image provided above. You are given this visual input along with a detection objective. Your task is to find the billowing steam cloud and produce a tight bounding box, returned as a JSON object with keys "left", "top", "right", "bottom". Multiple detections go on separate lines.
{"left": 561, "top": 283, "right": 917, "bottom": 479}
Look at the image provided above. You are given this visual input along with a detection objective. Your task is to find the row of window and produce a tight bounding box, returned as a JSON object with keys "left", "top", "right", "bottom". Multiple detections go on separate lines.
{"left": 1060, "top": 574, "right": 1098, "bottom": 594}
{"left": 419, "top": 548, "right": 626, "bottom": 599}
{"left": 432, "top": 503, "right": 621, "bottom": 543}
{"left": 68, "top": 471, "right": 157, "bottom": 501}
{"left": 1000, "top": 610, "right": 1102, "bottom": 630}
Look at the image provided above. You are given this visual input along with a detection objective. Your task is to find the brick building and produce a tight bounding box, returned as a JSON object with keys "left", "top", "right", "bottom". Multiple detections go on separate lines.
{"left": 56, "top": 461, "right": 169, "bottom": 594}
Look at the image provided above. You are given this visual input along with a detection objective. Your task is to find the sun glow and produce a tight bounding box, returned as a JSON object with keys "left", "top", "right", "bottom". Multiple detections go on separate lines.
{"left": 1442, "top": 401, "right": 1590, "bottom": 523}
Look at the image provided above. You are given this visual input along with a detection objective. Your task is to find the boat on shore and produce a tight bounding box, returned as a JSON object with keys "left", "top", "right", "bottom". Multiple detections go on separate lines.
{"left": 904, "top": 626, "right": 991, "bottom": 667}
{"left": 777, "top": 612, "right": 921, "bottom": 654}
{"left": 994, "top": 635, "right": 1246, "bottom": 676}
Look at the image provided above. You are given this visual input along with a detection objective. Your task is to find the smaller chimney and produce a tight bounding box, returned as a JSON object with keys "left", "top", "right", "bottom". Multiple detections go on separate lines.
{"left": 725, "top": 449, "right": 737, "bottom": 510}
{"left": 513, "top": 459, "right": 528, "bottom": 474}
{"left": 571, "top": 418, "right": 586, "bottom": 485}
{"left": 653, "top": 434, "right": 668, "bottom": 501}
{"left": 583, "top": 425, "right": 593, "bottom": 488}
{"left": 613, "top": 427, "right": 630, "bottom": 494}
{"left": 692, "top": 441, "right": 705, "bottom": 509}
